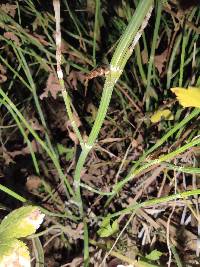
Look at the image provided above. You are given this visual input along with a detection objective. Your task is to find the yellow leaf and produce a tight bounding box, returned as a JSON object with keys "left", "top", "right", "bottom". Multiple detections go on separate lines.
{"left": 150, "top": 109, "right": 174, "bottom": 123}
{"left": 171, "top": 87, "right": 200, "bottom": 108}
{"left": 0, "top": 239, "right": 30, "bottom": 267}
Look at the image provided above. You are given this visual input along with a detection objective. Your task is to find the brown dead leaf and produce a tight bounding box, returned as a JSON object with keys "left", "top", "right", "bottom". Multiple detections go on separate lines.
{"left": 40, "top": 73, "right": 61, "bottom": 99}
{"left": 26, "top": 175, "right": 41, "bottom": 191}
{"left": 81, "top": 173, "right": 103, "bottom": 187}
{"left": 154, "top": 48, "right": 168, "bottom": 75}
{"left": 141, "top": 49, "right": 148, "bottom": 64}
{"left": 4, "top": 140, "right": 40, "bottom": 161}
{"left": 29, "top": 118, "right": 45, "bottom": 133}
{"left": 0, "top": 63, "right": 6, "bottom": 74}
{"left": 32, "top": 33, "right": 50, "bottom": 46}
{"left": 61, "top": 40, "right": 69, "bottom": 53}
{"left": 4, "top": 31, "right": 21, "bottom": 46}
{"left": 3, "top": 151, "right": 15, "bottom": 165}
{"left": 0, "top": 4, "right": 17, "bottom": 18}
{"left": 64, "top": 223, "right": 84, "bottom": 240}
{"left": 72, "top": 112, "right": 82, "bottom": 128}
{"left": 65, "top": 112, "right": 82, "bottom": 129}
{"left": 68, "top": 131, "right": 79, "bottom": 144}
{"left": 23, "top": 140, "right": 40, "bottom": 154}
{"left": 0, "top": 74, "right": 7, "bottom": 83}
{"left": 67, "top": 70, "right": 86, "bottom": 90}
{"left": 131, "top": 139, "right": 138, "bottom": 148}
{"left": 64, "top": 257, "right": 83, "bottom": 267}
{"left": 65, "top": 112, "right": 82, "bottom": 143}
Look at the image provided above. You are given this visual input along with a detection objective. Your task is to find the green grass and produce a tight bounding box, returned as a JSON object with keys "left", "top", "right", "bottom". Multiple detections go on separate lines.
{"left": 0, "top": 0, "right": 200, "bottom": 266}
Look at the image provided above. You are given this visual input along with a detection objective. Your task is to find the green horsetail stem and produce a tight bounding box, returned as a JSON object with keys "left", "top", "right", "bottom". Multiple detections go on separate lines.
{"left": 73, "top": 0, "right": 154, "bottom": 216}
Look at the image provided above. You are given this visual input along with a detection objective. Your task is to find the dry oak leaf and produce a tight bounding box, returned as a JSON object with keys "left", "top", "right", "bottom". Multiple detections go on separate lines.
{"left": 67, "top": 70, "right": 86, "bottom": 90}
{"left": 29, "top": 118, "right": 45, "bottom": 133}
{"left": 40, "top": 73, "right": 61, "bottom": 99}
{"left": 154, "top": 48, "right": 168, "bottom": 75}
{"left": 26, "top": 175, "right": 41, "bottom": 192}
{"left": 3, "top": 31, "right": 21, "bottom": 46}
{"left": 4, "top": 140, "right": 40, "bottom": 161}
{"left": 3, "top": 150, "right": 15, "bottom": 165}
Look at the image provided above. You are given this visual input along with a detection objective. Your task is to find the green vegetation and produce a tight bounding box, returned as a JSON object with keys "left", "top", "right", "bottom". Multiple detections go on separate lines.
{"left": 0, "top": 0, "right": 200, "bottom": 266}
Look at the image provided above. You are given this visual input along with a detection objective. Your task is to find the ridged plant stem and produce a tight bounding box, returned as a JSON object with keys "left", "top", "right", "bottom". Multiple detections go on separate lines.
{"left": 73, "top": 0, "right": 154, "bottom": 216}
